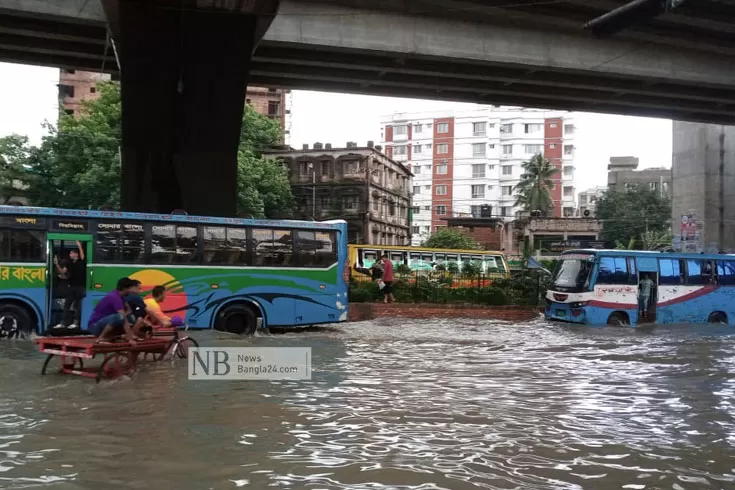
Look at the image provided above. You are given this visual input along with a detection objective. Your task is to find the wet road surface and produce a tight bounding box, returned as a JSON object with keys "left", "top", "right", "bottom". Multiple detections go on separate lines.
{"left": 0, "top": 318, "right": 734, "bottom": 489}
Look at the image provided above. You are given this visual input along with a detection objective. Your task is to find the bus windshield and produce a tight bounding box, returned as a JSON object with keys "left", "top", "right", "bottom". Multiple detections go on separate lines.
{"left": 551, "top": 257, "right": 593, "bottom": 292}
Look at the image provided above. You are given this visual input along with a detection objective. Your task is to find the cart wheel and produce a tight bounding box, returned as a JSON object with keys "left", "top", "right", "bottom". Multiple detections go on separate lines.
{"left": 178, "top": 337, "right": 198, "bottom": 359}
{"left": 41, "top": 354, "right": 83, "bottom": 375}
{"left": 97, "top": 353, "right": 134, "bottom": 382}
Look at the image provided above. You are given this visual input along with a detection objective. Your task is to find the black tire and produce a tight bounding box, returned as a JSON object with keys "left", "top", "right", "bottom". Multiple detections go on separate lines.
{"left": 607, "top": 312, "right": 629, "bottom": 327}
{"left": 708, "top": 312, "right": 727, "bottom": 324}
{"left": 175, "top": 337, "right": 199, "bottom": 359}
{"left": 215, "top": 304, "right": 258, "bottom": 336}
{"left": 41, "top": 354, "right": 83, "bottom": 375}
{"left": 97, "top": 353, "right": 134, "bottom": 383}
{"left": 0, "top": 303, "right": 34, "bottom": 340}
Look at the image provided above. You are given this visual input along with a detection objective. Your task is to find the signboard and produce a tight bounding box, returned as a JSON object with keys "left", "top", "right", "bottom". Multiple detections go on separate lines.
{"left": 547, "top": 240, "right": 607, "bottom": 252}
{"left": 51, "top": 219, "right": 89, "bottom": 232}
{"left": 0, "top": 216, "right": 47, "bottom": 229}
{"left": 679, "top": 213, "right": 701, "bottom": 252}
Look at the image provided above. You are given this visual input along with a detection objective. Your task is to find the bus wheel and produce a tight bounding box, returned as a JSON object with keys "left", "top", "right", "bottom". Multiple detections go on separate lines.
{"left": 607, "top": 312, "right": 629, "bottom": 327}
{"left": 215, "top": 304, "right": 258, "bottom": 336}
{"left": 708, "top": 312, "right": 727, "bottom": 324}
{"left": 0, "top": 304, "right": 33, "bottom": 340}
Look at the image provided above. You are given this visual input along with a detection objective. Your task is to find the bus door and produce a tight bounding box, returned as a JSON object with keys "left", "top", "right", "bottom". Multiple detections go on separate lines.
{"left": 46, "top": 233, "right": 93, "bottom": 331}
{"left": 635, "top": 256, "right": 659, "bottom": 324}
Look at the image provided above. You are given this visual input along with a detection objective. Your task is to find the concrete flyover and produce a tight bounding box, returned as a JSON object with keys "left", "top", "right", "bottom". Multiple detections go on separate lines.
{"left": 2, "top": 0, "right": 735, "bottom": 124}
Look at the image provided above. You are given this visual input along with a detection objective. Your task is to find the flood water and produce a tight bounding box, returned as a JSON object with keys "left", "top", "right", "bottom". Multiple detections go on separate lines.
{"left": 0, "top": 318, "right": 734, "bottom": 489}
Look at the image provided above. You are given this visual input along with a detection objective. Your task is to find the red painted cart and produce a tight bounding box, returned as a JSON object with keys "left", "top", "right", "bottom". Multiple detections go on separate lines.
{"left": 36, "top": 328, "right": 198, "bottom": 382}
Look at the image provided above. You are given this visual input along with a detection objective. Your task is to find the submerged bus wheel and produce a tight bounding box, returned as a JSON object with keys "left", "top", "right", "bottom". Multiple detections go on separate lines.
{"left": 607, "top": 312, "right": 629, "bottom": 327}
{"left": 708, "top": 312, "right": 728, "bottom": 324}
{"left": 215, "top": 304, "right": 258, "bottom": 336}
{"left": 0, "top": 304, "right": 33, "bottom": 339}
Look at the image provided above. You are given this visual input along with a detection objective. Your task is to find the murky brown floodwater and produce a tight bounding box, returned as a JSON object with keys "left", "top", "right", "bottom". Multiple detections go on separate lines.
{"left": 0, "top": 318, "right": 734, "bottom": 489}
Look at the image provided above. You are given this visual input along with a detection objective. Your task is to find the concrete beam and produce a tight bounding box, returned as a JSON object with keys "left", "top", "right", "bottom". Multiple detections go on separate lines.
{"left": 266, "top": 0, "right": 735, "bottom": 89}
{"left": 0, "top": 0, "right": 104, "bottom": 23}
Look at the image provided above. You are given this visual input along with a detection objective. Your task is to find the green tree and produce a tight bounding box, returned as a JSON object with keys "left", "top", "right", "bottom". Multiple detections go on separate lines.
{"left": 23, "top": 82, "right": 293, "bottom": 217}
{"left": 236, "top": 105, "right": 294, "bottom": 218}
{"left": 25, "top": 82, "right": 121, "bottom": 209}
{"left": 596, "top": 185, "right": 671, "bottom": 247}
{"left": 514, "top": 153, "right": 559, "bottom": 216}
{"left": 615, "top": 230, "right": 673, "bottom": 251}
{"left": 0, "top": 134, "right": 32, "bottom": 203}
{"left": 422, "top": 228, "right": 481, "bottom": 250}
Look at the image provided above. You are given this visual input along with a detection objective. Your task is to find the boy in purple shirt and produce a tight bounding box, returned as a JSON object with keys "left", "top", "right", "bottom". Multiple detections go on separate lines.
{"left": 87, "top": 277, "right": 139, "bottom": 344}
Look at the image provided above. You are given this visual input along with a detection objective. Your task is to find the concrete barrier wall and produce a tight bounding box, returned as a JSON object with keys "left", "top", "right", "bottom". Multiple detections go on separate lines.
{"left": 348, "top": 303, "right": 541, "bottom": 322}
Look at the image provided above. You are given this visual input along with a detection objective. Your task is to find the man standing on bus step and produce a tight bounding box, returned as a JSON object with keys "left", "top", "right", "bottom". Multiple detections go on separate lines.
{"left": 381, "top": 253, "right": 395, "bottom": 304}
{"left": 53, "top": 241, "right": 86, "bottom": 330}
{"left": 638, "top": 273, "right": 655, "bottom": 320}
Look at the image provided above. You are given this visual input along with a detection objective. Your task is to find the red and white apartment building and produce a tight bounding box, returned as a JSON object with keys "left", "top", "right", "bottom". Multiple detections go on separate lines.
{"left": 381, "top": 107, "right": 577, "bottom": 245}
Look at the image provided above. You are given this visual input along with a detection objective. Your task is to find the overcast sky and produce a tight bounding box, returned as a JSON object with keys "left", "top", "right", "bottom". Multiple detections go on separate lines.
{"left": 1, "top": 62, "right": 672, "bottom": 194}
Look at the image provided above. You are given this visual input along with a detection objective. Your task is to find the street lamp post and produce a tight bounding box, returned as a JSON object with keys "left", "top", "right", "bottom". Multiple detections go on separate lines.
{"left": 308, "top": 162, "right": 316, "bottom": 219}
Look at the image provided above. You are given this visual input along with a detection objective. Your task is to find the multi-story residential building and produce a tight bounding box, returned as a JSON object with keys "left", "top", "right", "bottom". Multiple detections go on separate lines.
{"left": 577, "top": 186, "right": 607, "bottom": 217}
{"left": 58, "top": 70, "right": 291, "bottom": 142}
{"left": 263, "top": 142, "right": 412, "bottom": 245}
{"left": 58, "top": 69, "right": 111, "bottom": 117}
{"left": 381, "top": 107, "right": 576, "bottom": 245}
{"left": 607, "top": 156, "right": 671, "bottom": 197}
{"left": 245, "top": 86, "right": 291, "bottom": 143}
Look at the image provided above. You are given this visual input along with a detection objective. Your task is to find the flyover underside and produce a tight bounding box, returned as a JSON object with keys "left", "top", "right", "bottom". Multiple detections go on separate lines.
{"left": 3, "top": 0, "right": 735, "bottom": 125}
{"left": 114, "top": 1, "right": 257, "bottom": 217}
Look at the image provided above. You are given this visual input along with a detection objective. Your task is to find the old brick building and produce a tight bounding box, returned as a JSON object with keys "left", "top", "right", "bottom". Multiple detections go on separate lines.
{"left": 264, "top": 142, "right": 412, "bottom": 245}
{"left": 58, "top": 70, "right": 289, "bottom": 141}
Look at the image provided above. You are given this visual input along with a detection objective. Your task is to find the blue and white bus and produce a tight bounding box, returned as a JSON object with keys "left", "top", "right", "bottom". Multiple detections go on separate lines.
{"left": 545, "top": 249, "right": 735, "bottom": 326}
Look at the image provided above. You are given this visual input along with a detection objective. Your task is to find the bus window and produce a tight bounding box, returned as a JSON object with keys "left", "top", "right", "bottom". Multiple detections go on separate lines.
{"left": 459, "top": 254, "right": 471, "bottom": 269}
{"left": 390, "top": 252, "right": 403, "bottom": 266}
{"left": 121, "top": 223, "right": 145, "bottom": 262}
{"left": 253, "top": 229, "right": 293, "bottom": 267}
{"left": 596, "top": 256, "right": 632, "bottom": 284}
{"left": 203, "top": 226, "right": 227, "bottom": 264}
{"left": 422, "top": 253, "right": 434, "bottom": 268}
{"left": 485, "top": 256, "right": 499, "bottom": 272}
{"left": 409, "top": 252, "right": 421, "bottom": 269}
{"left": 95, "top": 223, "right": 121, "bottom": 261}
{"left": 0, "top": 230, "right": 45, "bottom": 262}
{"left": 685, "top": 259, "right": 713, "bottom": 285}
{"left": 175, "top": 226, "right": 198, "bottom": 264}
{"left": 717, "top": 260, "right": 735, "bottom": 286}
{"left": 295, "top": 230, "right": 336, "bottom": 267}
{"left": 362, "top": 250, "right": 378, "bottom": 268}
{"left": 446, "top": 254, "right": 458, "bottom": 270}
{"left": 151, "top": 224, "right": 176, "bottom": 264}
{"left": 226, "top": 227, "right": 248, "bottom": 265}
{"left": 659, "top": 258, "right": 684, "bottom": 285}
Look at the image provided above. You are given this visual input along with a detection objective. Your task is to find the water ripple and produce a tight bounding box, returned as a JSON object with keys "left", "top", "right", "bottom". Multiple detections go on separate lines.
{"left": 0, "top": 321, "right": 733, "bottom": 489}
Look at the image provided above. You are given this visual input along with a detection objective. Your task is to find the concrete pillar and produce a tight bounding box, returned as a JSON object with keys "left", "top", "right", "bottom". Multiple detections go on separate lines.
{"left": 112, "top": 0, "right": 278, "bottom": 216}
{"left": 672, "top": 122, "right": 735, "bottom": 253}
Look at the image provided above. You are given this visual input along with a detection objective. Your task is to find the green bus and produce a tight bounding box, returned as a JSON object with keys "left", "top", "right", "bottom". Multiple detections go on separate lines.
{"left": 0, "top": 205, "right": 349, "bottom": 339}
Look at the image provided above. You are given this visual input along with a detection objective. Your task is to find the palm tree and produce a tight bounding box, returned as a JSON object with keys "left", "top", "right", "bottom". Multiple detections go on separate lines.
{"left": 615, "top": 230, "right": 673, "bottom": 251}
{"left": 513, "top": 153, "right": 559, "bottom": 216}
